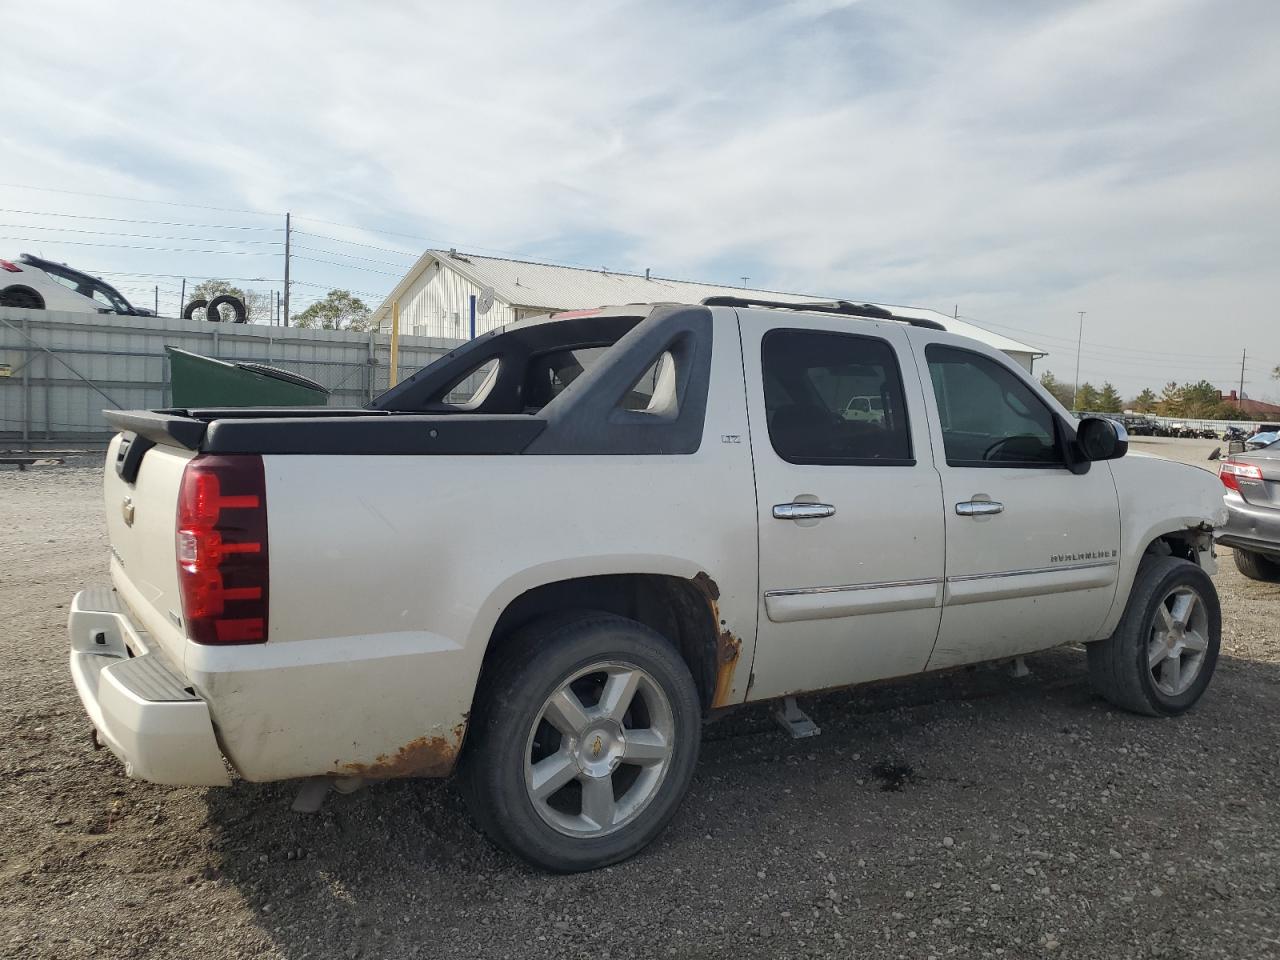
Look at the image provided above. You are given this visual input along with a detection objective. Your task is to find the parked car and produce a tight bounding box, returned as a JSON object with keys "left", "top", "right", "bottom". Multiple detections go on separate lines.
{"left": 1122, "top": 414, "right": 1156, "bottom": 436}
{"left": 0, "top": 253, "right": 153, "bottom": 315}
{"left": 842, "top": 394, "right": 885, "bottom": 423}
{"left": 1216, "top": 439, "right": 1280, "bottom": 581}
{"left": 68, "top": 297, "right": 1227, "bottom": 872}
{"left": 1246, "top": 431, "right": 1279, "bottom": 450}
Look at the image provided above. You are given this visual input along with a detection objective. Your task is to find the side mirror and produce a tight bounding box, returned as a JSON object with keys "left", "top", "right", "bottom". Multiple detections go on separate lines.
{"left": 1077, "top": 416, "right": 1128, "bottom": 462}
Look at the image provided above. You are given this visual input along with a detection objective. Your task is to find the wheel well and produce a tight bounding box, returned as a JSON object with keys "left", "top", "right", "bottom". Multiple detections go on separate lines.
{"left": 484, "top": 573, "right": 729, "bottom": 714}
{"left": 0, "top": 285, "right": 45, "bottom": 309}
{"left": 1143, "top": 530, "right": 1205, "bottom": 565}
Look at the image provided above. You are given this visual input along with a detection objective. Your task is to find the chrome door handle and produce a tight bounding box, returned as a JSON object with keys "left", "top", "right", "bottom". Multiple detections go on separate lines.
{"left": 956, "top": 500, "right": 1004, "bottom": 517}
{"left": 773, "top": 502, "right": 836, "bottom": 520}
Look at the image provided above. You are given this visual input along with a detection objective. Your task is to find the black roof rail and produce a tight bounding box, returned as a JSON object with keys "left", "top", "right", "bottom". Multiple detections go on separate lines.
{"left": 699, "top": 295, "right": 946, "bottom": 330}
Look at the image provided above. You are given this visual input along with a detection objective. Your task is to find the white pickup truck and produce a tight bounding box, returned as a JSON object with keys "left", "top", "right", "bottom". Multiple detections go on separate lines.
{"left": 70, "top": 298, "right": 1227, "bottom": 872}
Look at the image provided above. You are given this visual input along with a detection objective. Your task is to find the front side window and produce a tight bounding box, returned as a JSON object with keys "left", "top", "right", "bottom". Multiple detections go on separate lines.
{"left": 762, "top": 329, "right": 913, "bottom": 465}
{"left": 925, "top": 345, "right": 1062, "bottom": 467}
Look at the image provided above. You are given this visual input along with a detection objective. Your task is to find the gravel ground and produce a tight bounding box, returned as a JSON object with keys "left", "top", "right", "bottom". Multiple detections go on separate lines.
{"left": 2, "top": 441, "right": 1278, "bottom": 960}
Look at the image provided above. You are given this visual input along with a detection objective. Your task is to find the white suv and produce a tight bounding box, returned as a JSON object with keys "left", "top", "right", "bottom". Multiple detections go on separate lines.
{"left": 0, "top": 253, "right": 152, "bottom": 315}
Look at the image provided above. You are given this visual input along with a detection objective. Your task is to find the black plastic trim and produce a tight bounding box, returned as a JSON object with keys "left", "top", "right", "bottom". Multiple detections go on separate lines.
{"left": 115, "top": 433, "right": 156, "bottom": 484}
{"left": 103, "top": 410, "right": 207, "bottom": 450}
{"left": 201, "top": 415, "right": 546, "bottom": 455}
{"left": 524, "top": 305, "right": 714, "bottom": 455}
{"left": 702, "top": 295, "right": 946, "bottom": 330}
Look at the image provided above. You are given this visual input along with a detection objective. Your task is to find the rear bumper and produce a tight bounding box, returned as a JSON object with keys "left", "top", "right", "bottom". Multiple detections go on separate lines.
{"left": 1215, "top": 494, "right": 1280, "bottom": 558}
{"left": 67, "top": 587, "right": 230, "bottom": 786}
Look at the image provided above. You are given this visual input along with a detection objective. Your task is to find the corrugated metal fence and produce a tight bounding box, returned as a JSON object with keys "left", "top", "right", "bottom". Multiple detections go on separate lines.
{"left": 0, "top": 309, "right": 462, "bottom": 450}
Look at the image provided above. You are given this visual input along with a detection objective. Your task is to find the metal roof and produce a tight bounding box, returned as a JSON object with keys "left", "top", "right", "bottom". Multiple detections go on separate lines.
{"left": 373, "top": 249, "right": 1044, "bottom": 357}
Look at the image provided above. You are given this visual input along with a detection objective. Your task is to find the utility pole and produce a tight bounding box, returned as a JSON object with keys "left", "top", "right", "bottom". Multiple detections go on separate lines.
{"left": 283, "top": 211, "right": 291, "bottom": 327}
{"left": 179, "top": 278, "right": 186, "bottom": 318}
{"left": 154, "top": 286, "right": 159, "bottom": 316}
{"left": 1072, "top": 311, "right": 1085, "bottom": 410}
{"left": 1240, "top": 348, "right": 1247, "bottom": 401}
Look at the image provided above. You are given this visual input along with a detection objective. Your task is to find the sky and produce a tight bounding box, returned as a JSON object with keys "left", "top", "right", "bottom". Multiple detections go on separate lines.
{"left": 3, "top": 0, "right": 1278, "bottom": 398}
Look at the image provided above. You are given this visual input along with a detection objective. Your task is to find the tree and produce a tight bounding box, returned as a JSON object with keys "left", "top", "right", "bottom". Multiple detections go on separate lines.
{"left": 1074, "top": 382, "right": 1100, "bottom": 411}
{"left": 293, "top": 289, "right": 373, "bottom": 331}
{"left": 1180, "top": 380, "right": 1222, "bottom": 418}
{"left": 190, "top": 279, "right": 270, "bottom": 323}
{"left": 1132, "top": 388, "right": 1157, "bottom": 412}
{"left": 1097, "top": 382, "right": 1123, "bottom": 413}
{"left": 1158, "top": 381, "right": 1184, "bottom": 416}
{"left": 1038, "top": 370, "right": 1074, "bottom": 408}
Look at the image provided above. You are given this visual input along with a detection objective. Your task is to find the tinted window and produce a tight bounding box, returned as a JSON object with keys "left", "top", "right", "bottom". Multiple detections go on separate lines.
{"left": 925, "top": 345, "right": 1061, "bottom": 466}
{"left": 762, "top": 329, "right": 912, "bottom": 465}
{"left": 524, "top": 346, "right": 609, "bottom": 409}
{"left": 622, "top": 351, "right": 675, "bottom": 413}
{"left": 442, "top": 358, "right": 499, "bottom": 405}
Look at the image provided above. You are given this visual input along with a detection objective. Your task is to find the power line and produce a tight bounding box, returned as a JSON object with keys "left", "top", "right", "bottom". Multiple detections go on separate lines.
{"left": 291, "top": 230, "right": 419, "bottom": 257}
{"left": 0, "top": 223, "right": 283, "bottom": 245}
{"left": 89, "top": 268, "right": 283, "bottom": 282}
{"left": 289, "top": 214, "right": 601, "bottom": 267}
{"left": 0, "top": 235, "right": 282, "bottom": 256}
{"left": 0, "top": 182, "right": 276, "bottom": 216}
{"left": 0, "top": 207, "right": 283, "bottom": 230}
{"left": 291, "top": 255, "right": 401, "bottom": 276}
{"left": 961, "top": 314, "right": 1241, "bottom": 361}
{"left": 291, "top": 244, "right": 414, "bottom": 267}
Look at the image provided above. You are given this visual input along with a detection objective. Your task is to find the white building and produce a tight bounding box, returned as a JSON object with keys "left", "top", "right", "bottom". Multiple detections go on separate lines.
{"left": 372, "top": 249, "right": 1045, "bottom": 371}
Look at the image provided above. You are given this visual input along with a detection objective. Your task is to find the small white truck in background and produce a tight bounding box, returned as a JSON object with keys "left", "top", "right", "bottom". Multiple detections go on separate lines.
{"left": 69, "top": 297, "right": 1227, "bottom": 871}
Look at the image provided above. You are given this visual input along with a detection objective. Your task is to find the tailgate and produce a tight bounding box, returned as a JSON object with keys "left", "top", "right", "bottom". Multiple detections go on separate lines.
{"left": 103, "top": 432, "right": 196, "bottom": 671}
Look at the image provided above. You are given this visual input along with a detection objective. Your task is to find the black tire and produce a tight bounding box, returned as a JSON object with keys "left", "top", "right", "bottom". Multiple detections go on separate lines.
{"left": 1088, "top": 556, "right": 1220, "bottom": 716}
{"left": 0, "top": 285, "right": 45, "bottom": 309}
{"left": 461, "top": 612, "right": 701, "bottom": 872}
{"left": 207, "top": 294, "right": 247, "bottom": 323}
{"left": 1233, "top": 548, "right": 1280, "bottom": 582}
{"left": 182, "top": 298, "right": 209, "bottom": 320}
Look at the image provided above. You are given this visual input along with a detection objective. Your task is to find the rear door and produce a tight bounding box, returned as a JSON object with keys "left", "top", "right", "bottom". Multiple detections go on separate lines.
{"left": 739, "top": 310, "right": 946, "bottom": 700}
{"left": 904, "top": 329, "right": 1121, "bottom": 669}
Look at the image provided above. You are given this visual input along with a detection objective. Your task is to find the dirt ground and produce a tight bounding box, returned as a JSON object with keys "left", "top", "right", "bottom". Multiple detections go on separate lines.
{"left": 2, "top": 439, "right": 1277, "bottom": 960}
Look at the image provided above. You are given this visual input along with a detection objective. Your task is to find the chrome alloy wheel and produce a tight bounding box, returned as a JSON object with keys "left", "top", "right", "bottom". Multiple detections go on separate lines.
{"left": 1148, "top": 586, "right": 1210, "bottom": 697}
{"left": 523, "top": 661, "right": 675, "bottom": 838}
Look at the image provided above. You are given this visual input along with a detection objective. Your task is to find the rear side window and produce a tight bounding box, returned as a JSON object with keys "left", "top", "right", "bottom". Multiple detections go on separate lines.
{"left": 925, "top": 344, "right": 1062, "bottom": 467}
{"left": 524, "top": 346, "right": 609, "bottom": 410}
{"left": 761, "top": 329, "right": 913, "bottom": 465}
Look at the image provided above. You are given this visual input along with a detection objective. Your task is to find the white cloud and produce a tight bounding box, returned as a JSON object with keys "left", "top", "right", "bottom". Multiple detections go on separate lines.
{"left": 1, "top": 0, "right": 1277, "bottom": 395}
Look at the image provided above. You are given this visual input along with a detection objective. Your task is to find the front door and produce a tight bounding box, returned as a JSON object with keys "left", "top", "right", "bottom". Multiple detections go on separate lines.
{"left": 739, "top": 311, "right": 946, "bottom": 700}
{"left": 905, "top": 330, "right": 1122, "bottom": 669}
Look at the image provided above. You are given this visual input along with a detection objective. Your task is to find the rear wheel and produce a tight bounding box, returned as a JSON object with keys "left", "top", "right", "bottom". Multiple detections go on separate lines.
{"left": 0, "top": 285, "right": 45, "bottom": 309}
{"left": 462, "top": 612, "right": 701, "bottom": 872}
{"left": 1233, "top": 547, "right": 1280, "bottom": 582}
{"left": 1088, "top": 556, "right": 1220, "bottom": 716}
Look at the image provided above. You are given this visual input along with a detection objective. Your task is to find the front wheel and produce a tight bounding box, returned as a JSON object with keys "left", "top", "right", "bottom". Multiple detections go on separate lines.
{"left": 461, "top": 612, "right": 701, "bottom": 872}
{"left": 1088, "top": 556, "right": 1220, "bottom": 716}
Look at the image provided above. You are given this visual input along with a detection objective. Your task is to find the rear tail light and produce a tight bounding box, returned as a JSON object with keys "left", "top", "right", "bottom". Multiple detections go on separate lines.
{"left": 176, "top": 455, "right": 269, "bottom": 644}
{"left": 0, "top": 259, "right": 22, "bottom": 272}
{"left": 1219, "top": 459, "right": 1262, "bottom": 492}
